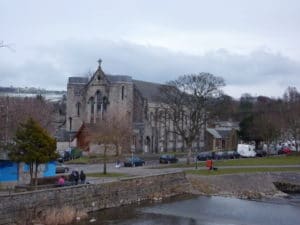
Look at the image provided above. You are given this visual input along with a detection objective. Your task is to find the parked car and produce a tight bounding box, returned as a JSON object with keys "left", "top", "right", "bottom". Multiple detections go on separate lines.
{"left": 255, "top": 149, "right": 267, "bottom": 157}
{"left": 124, "top": 156, "right": 145, "bottom": 167}
{"left": 58, "top": 148, "right": 83, "bottom": 162}
{"left": 214, "top": 151, "right": 228, "bottom": 160}
{"left": 55, "top": 163, "right": 69, "bottom": 174}
{"left": 278, "top": 147, "right": 292, "bottom": 155}
{"left": 159, "top": 154, "right": 178, "bottom": 164}
{"left": 227, "top": 150, "right": 240, "bottom": 159}
{"left": 197, "top": 151, "right": 214, "bottom": 161}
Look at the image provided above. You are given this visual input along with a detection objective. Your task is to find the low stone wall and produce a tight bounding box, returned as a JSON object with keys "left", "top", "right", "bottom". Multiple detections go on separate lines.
{"left": 0, "top": 172, "right": 187, "bottom": 225}
{"left": 187, "top": 172, "right": 300, "bottom": 199}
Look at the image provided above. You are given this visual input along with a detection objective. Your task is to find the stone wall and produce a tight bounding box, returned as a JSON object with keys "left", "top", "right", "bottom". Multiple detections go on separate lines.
{"left": 187, "top": 172, "right": 300, "bottom": 199}
{"left": 0, "top": 172, "right": 187, "bottom": 225}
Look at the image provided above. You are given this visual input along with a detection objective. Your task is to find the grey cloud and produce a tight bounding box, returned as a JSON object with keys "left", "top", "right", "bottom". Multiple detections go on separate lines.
{"left": 1, "top": 39, "right": 299, "bottom": 97}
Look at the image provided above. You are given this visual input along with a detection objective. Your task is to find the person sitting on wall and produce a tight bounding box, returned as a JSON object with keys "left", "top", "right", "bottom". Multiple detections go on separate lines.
{"left": 57, "top": 176, "right": 65, "bottom": 187}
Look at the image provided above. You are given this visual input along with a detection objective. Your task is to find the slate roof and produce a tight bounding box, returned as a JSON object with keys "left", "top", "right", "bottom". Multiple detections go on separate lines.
{"left": 68, "top": 77, "right": 89, "bottom": 84}
{"left": 207, "top": 128, "right": 222, "bottom": 139}
{"left": 133, "top": 80, "right": 164, "bottom": 102}
{"left": 107, "top": 75, "right": 132, "bottom": 83}
{"left": 54, "top": 129, "right": 77, "bottom": 142}
{"left": 67, "top": 74, "right": 165, "bottom": 102}
{"left": 207, "top": 128, "right": 233, "bottom": 139}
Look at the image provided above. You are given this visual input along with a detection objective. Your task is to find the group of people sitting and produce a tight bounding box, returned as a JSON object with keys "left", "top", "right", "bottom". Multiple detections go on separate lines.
{"left": 57, "top": 170, "right": 86, "bottom": 187}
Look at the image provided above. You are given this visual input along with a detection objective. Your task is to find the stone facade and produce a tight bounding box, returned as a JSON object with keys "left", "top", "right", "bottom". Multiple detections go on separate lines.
{"left": 66, "top": 60, "right": 201, "bottom": 153}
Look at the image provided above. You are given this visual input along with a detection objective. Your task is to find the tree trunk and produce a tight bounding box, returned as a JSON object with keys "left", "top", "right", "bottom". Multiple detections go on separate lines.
{"left": 34, "top": 163, "right": 39, "bottom": 186}
{"left": 29, "top": 163, "right": 34, "bottom": 185}
{"left": 186, "top": 143, "right": 192, "bottom": 164}
{"left": 115, "top": 144, "right": 119, "bottom": 156}
{"left": 103, "top": 145, "right": 107, "bottom": 174}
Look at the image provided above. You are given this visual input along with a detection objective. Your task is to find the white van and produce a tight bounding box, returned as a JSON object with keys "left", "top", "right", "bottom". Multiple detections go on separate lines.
{"left": 237, "top": 144, "right": 256, "bottom": 157}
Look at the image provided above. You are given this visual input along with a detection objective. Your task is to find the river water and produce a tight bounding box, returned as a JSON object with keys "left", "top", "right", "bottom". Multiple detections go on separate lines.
{"left": 77, "top": 195, "right": 300, "bottom": 225}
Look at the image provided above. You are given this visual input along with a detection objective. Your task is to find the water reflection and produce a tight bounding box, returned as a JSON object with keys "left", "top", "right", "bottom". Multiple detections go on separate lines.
{"left": 76, "top": 195, "right": 300, "bottom": 225}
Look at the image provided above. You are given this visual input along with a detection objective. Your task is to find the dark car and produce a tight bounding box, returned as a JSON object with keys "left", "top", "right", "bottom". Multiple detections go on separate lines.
{"left": 197, "top": 151, "right": 214, "bottom": 161}
{"left": 214, "top": 151, "right": 228, "bottom": 160}
{"left": 58, "top": 148, "right": 83, "bottom": 162}
{"left": 159, "top": 154, "right": 178, "bottom": 164}
{"left": 227, "top": 150, "right": 240, "bottom": 159}
{"left": 255, "top": 149, "right": 267, "bottom": 157}
{"left": 124, "top": 156, "right": 145, "bottom": 167}
{"left": 55, "top": 163, "right": 69, "bottom": 173}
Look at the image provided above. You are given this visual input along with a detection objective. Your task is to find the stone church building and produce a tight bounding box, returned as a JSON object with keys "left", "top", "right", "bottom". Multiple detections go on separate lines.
{"left": 66, "top": 60, "right": 195, "bottom": 153}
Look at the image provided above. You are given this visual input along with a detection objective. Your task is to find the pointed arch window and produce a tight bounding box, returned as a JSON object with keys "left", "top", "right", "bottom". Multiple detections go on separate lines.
{"left": 103, "top": 96, "right": 109, "bottom": 111}
{"left": 89, "top": 97, "right": 95, "bottom": 114}
{"left": 96, "top": 90, "right": 102, "bottom": 111}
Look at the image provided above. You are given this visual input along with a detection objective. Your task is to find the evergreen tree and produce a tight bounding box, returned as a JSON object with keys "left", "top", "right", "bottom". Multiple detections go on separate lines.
{"left": 9, "top": 118, "right": 57, "bottom": 185}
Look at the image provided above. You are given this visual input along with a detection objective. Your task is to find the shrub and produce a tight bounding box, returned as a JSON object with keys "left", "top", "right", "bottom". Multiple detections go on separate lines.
{"left": 39, "top": 206, "right": 76, "bottom": 225}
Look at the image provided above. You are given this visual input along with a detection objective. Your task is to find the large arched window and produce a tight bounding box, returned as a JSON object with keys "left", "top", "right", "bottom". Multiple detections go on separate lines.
{"left": 96, "top": 90, "right": 102, "bottom": 111}
{"left": 103, "top": 96, "right": 109, "bottom": 111}
{"left": 89, "top": 97, "right": 95, "bottom": 114}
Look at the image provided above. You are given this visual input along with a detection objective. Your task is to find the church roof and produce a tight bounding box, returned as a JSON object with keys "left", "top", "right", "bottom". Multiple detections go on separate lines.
{"left": 68, "top": 77, "right": 89, "bottom": 84}
{"left": 133, "top": 80, "right": 164, "bottom": 102}
{"left": 107, "top": 75, "right": 132, "bottom": 83}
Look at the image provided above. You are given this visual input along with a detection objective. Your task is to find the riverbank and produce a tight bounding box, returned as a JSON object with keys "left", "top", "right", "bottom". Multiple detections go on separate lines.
{"left": 1, "top": 171, "right": 300, "bottom": 225}
{"left": 0, "top": 172, "right": 187, "bottom": 225}
{"left": 187, "top": 171, "right": 300, "bottom": 199}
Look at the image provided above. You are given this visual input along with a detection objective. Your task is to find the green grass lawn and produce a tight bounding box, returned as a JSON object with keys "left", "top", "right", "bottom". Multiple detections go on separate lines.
{"left": 204, "top": 155, "right": 300, "bottom": 167}
{"left": 86, "top": 172, "right": 128, "bottom": 178}
{"left": 186, "top": 167, "right": 300, "bottom": 176}
{"left": 65, "top": 155, "right": 121, "bottom": 164}
{"left": 156, "top": 155, "right": 300, "bottom": 169}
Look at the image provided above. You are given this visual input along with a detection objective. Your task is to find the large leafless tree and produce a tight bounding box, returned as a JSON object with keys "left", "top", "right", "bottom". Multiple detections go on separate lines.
{"left": 89, "top": 112, "right": 133, "bottom": 174}
{"left": 160, "top": 73, "right": 225, "bottom": 164}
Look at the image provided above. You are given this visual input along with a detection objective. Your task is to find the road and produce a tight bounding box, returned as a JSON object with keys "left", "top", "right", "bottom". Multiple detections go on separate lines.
{"left": 64, "top": 158, "right": 300, "bottom": 184}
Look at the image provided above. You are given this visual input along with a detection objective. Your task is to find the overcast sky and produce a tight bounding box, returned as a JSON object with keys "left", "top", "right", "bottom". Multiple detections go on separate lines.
{"left": 1, "top": 0, "right": 300, "bottom": 98}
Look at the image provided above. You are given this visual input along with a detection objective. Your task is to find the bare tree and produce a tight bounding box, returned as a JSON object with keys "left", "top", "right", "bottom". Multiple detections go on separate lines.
{"left": 0, "top": 96, "right": 55, "bottom": 150}
{"left": 160, "top": 73, "right": 225, "bottom": 164}
{"left": 89, "top": 113, "right": 133, "bottom": 174}
{"left": 283, "top": 87, "right": 300, "bottom": 151}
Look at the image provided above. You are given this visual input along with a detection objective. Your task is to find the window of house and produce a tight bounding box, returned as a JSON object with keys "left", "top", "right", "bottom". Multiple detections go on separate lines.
{"left": 222, "top": 139, "right": 226, "bottom": 149}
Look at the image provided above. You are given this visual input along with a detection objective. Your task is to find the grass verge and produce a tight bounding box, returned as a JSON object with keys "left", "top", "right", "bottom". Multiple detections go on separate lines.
{"left": 155, "top": 155, "right": 300, "bottom": 169}
{"left": 186, "top": 167, "right": 300, "bottom": 176}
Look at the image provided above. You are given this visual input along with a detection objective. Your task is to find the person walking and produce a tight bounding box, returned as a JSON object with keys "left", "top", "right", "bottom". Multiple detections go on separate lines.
{"left": 80, "top": 170, "right": 86, "bottom": 184}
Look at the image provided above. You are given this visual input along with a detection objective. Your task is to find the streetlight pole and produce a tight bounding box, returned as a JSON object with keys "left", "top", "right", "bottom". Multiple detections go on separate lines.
{"left": 68, "top": 117, "right": 72, "bottom": 147}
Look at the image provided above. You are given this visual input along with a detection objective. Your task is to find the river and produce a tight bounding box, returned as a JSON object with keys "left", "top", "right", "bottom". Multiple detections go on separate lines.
{"left": 76, "top": 194, "right": 300, "bottom": 225}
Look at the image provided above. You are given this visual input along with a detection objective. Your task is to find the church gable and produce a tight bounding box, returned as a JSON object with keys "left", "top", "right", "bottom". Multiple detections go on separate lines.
{"left": 87, "top": 59, "right": 110, "bottom": 88}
